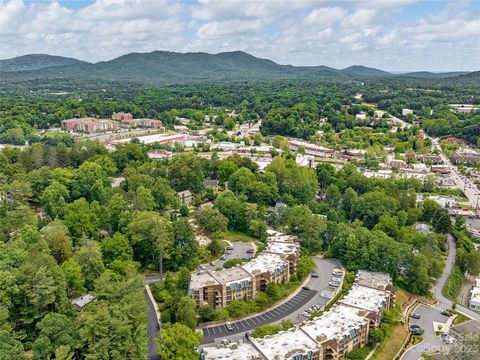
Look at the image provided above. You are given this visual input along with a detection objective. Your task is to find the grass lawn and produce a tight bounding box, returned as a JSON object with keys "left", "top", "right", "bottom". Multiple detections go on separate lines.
{"left": 452, "top": 311, "right": 471, "bottom": 325}
{"left": 223, "top": 230, "right": 256, "bottom": 243}
{"left": 371, "top": 288, "right": 412, "bottom": 360}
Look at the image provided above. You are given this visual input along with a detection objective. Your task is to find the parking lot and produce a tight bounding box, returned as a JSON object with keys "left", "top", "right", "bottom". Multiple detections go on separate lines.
{"left": 200, "top": 256, "right": 343, "bottom": 345}
{"left": 201, "top": 288, "right": 317, "bottom": 344}
{"left": 198, "top": 242, "right": 255, "bottom": 272}
{"left": 402, "top": 304, "right": 453, "bottom": 360}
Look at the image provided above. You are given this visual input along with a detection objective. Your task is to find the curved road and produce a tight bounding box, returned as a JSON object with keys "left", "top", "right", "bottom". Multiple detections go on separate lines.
{"left": 402, "top": 235, "right": 480, "bottom": 360}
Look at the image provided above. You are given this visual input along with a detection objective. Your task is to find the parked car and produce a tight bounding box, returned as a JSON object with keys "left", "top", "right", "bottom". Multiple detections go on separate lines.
{"left": 225, "top": 323, "right": 234, "bottom": 331}
{"left": 302, "top": 311, "right": 310, "bottom": 317}
{"left": 226, "top": 246, "right": 234, "bottom": 251}
{"left": 210, "top": 262, "right": 216, "bottom": 266}
{"left": 200, "top": 265, "right": 206, "bottom": 270}
{"left": 441, "top": 310, "right": 451, "bottom": 317}
{"left": 246, "top": 248, "right": 255, "bottom": 254}
{"left": 311, "top": 272, "right": 319, "bottom": 278}
{"left": 220, "top": 256, "right": 226, "bottom": 261}
{"left": 411, "top": 313, "right": 421, "bottom": 319}
{"left": 302, "top": 286, "right": 311, "bottom": 291}
{"left": 329, "top": 281, "right": 340, "bottom": 287}
{"left": 332, "top": 270, "right": 343, "bottom": 276}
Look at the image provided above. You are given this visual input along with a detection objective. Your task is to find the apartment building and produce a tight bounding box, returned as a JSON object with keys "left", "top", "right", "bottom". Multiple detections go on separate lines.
{"left": 252, "top": 327, "right": 321, "bottom": 360}
{"left": 451, "top": 151, "right": 480, "bottom": 166}
{"left": 112, "top": 112, "right": 162, "bottom": 128}
{"left": 242, "top": 254, "right": 290, "bottom": 292}
{"left": 189, "top": 232, "right": 300, "bottom": 309}
{"left": 300, "top": 305, "right": 370, "bottom": 360}
{"left": 201, "top": 271, "right": 394, "bottom": 360}
{"left": 61, "top": 118, "right": 118, "bottom": 133}
{"left": 189, "top": 267, "right": 255, "bottom": 308}
{"left": 201, "top": 341, "right": 264, "bottom": 360}
{"left": 469, "top": 278, "right": 480, "bottom": 311}
{"left": 339, "top": 284, "right": 393, "bottom": 327}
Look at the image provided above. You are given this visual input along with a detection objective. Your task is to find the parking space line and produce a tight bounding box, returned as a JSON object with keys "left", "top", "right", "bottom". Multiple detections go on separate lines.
{"left": 205, "top": 328, "right": 210, "bottom": 335}
{"left": 245, "top": 319, "right": 252, "bottom": 326}
{"left": 212, "top": 327, "right": 216, "bottom": 334}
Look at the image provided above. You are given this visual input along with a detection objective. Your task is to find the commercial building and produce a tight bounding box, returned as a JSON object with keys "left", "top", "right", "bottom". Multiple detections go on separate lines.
{"left": 451, "top": 151, "right": 480, "bottom": 166}
{"left": 110, "top": 133, "right": 185, "bottom": 145}
{"left": 61, "top": 118, "right": 118, "bottom": 133}
{"left": 289, "top": 139, "right": 334, "bottom": 157}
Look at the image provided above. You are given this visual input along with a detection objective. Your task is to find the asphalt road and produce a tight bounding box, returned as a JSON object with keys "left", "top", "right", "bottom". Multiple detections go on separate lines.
{"left": 199, "top": 242, "right": 255, "bottom": 272}
{"left": 402, "top": 234, "right": 480, "bottom": 360}
{"left": 200, "top": 256, "right": 342, "bottom": 345}
{"left": 144, "top": 285, "right": 160, "bottom": 360}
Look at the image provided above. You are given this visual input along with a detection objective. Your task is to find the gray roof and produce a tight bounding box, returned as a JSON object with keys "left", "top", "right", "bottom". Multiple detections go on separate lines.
{"left": 71, "top": 294, "right": 95, "bottom": 308}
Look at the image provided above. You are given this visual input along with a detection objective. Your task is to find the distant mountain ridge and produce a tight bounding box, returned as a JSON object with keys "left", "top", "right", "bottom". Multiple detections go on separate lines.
{"left": 0, "top": 54, "right": 88, "bottom": 72}
{"left": 0, "top": 51, "right": 475, "bottom": 85}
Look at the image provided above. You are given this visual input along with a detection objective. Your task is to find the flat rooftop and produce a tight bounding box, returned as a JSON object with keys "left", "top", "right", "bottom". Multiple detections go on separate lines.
{"left": 242, "top": 253, "right": 288, "bottom": 276}
{"left": 300, "top": 305, "right": 369, "bottom": 343}
{"left": 265, "top": 241, "right": 300, "bottom": 257}
{"left": 211, "top": 266, "right": 253, "bottom": 286}
{"left": 266, "top": 234, "right": 298, "bottom": 243}
{"left": 202, "top": 342, "right": 263, "bottom": 360}
{"left": 189, "top": 271, "right": 219, "bottom": 291}
{"left": 340, "top": 285, "right": 390, "bottom": 313}
{"left": 252, "top": 327, "right": 318, "bottom": 360}
{"left": 355, "top": 270, "right": 392, "bottom": 290}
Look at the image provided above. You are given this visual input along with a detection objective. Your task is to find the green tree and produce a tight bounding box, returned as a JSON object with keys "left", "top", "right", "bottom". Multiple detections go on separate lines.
{"left": 127, "top": 211, "right": 173, "bottom": 278}
{"left": 41, "top": 219, "right": 73, "bottom": 264}
{"left": 100, "top": 232, "right": 133, "bottom": 265}
{"left": 63, "top": 198, "right": 99, "bottom": 239}
{"left": 175, "top": 297, "right": 197, "bottom": 329}
{"left": 171, "top": 219, "right": 198, "bottom": 270}
{"left": 156, "top": 323, "right": 202, "bottom": 360}
{"left": 40, "top": 180, "right": 69, "bottom": 218}
{"left": 197, "top": 205, "right": 228, "bottom": 233}
{"left": 32, "top": 313, "right": 76, "bottom": 360}
{"left": 73, "top": 241, "right": 105, "bottom": 291}
{"left": 61, "top": 259, "right": 86, "bottom": 297}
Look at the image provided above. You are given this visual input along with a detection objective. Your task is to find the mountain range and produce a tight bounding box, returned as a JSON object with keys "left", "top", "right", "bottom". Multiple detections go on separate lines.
{"left": 0, "top": 51, "right": 474, "bottom": 85}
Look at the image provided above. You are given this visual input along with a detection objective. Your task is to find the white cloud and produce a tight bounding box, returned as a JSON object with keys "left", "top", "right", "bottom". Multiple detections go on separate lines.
{"left": 0, "top": 0, "right": 478, "bottom": 71}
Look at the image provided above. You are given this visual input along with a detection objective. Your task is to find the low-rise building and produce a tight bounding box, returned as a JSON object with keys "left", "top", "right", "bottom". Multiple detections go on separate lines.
{"left": 177, "top": 190, "right": 193, "bottom": 205}
{"left": 452, "top": 151, "right": 480, "bottom": 166}
{"left": 71, "top": 294, "right": 95, "bottom": 309}
{"left": 289, "top": 139, "right": 334, "bottom": 157}
{"left": 374, "top": 110, "right": 385, "bottom": 118}
{"left": 402, "top": 108, "right": 413, "bottom": 116}
{"left": 300, "top": 305, "right": 370, "bottom": 360}
{"left": 252, "top": 327, "right": 320, "bottom": 360}
{"left": 449, "top": 104, "right": 477, "bottom": 113}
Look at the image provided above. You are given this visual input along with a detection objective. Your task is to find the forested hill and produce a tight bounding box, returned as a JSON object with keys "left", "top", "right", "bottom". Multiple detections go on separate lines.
{"left": 0, "top": 54, "right": 88, "bottom": 72}
{"left": 0, "top": 50, "right": 476, "bottom": 86}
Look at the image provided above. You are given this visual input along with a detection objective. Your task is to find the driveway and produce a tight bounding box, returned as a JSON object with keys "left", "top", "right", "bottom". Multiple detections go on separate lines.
{"left": 144, "top": 280, "right": 161, "bottom": 360}
{"left": 199, "top": 242, "right": 255, "bottom": 272}
{"left": 200, "top": 256, "right": 342, "bottom": 345}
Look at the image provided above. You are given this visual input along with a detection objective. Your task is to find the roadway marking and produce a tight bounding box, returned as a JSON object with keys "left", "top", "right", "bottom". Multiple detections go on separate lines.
{"left": 205, "top": 328, "right": 210, "bottom": 336}
{"left": 245, "top": 319, "right": 252, "bottom": 326}
{"left": 212, "top": 327, "right": 216, "bottom": 334}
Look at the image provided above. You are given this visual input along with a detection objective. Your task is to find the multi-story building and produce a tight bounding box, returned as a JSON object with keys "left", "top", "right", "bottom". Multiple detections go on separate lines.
{"left": 339, "top": 284, "right": 393, "bottom": 327}
{"left": 300, "top": 305, "right": 370, "bottom": 360}
{"left": 201, "top": 341, "right": 264, "bottom": 360}
{"left": 252, "top": 327, "right": 321, "bottom": 360}
{"left": 61, "top": 118, "right": 118, "bottom": 133}
{"left": 111, "top": 111, "right": 133, "bottom": 122}
{"left": 189, "top": 267, "right": 255, "bottom": 308}
{"left": 469, "top": 278, "right": 480, "bottom": 311}
{"left": 189, "top": 232, "right": 300, "bottom": 309}
{"left": 242, "top": 254, "right": 290, "bottom": 292}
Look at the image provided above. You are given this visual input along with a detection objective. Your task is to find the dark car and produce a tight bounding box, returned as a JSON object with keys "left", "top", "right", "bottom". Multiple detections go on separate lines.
{"left": 246, "top": 248, "right": 255, "bottom": 254}
{"left": 441, "top": 310, "right": 451, "bottom": 317}
{"left": 302, "top": 286, "right": 311, "bottom": 291}
{"left": 226, "top": 246, "right": 234, "bottom": 251}
{"left": 225, "top": 323, "right": 234, "bottom": 331}
{"left": 411, "top": 313, "right": 421, "bottom": 319}
{"left": 311, "top": 272, "right": 319, "bottom": 278}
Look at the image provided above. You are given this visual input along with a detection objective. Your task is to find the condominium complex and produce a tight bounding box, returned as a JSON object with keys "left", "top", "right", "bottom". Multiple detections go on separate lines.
{"left": 202, "top": 271, "right": 394, "bottom": 360}
{"left": 61, "top": 117, "right": 119, "bottom": 133}
{"left": 189, "top": 232, "right": 300, "bottom": 308}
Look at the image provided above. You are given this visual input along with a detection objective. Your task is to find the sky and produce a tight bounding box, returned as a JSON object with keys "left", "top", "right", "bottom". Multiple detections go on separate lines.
{"left": 1, "top": 0, "right": 479, "bottom": 72}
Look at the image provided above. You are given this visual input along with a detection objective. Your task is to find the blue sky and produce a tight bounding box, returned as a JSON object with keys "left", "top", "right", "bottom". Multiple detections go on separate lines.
{"left": 2, "top": 0, "right": 479, "bottom": 71}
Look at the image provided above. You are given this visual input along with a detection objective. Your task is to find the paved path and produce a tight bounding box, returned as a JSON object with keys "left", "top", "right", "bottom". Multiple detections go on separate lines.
{"left": 402, "top": 234, "right": 480, "bottom": 360}
{"left": 200, "top": 257, "right": 342, "bottom": 345}
{"left": 144, "top": 276, "right": 162, "bottom": 360}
